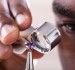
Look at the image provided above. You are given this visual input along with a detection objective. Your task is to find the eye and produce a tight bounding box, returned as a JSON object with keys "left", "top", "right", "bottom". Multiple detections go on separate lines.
{"left": 65, "top": 24, "right": 75, "bottom": 31}
{"left": 58, "top": 21, "right": 75, "bottom": 33}
{"left": 62, "top": 23, "right": 75, "bottom": 33}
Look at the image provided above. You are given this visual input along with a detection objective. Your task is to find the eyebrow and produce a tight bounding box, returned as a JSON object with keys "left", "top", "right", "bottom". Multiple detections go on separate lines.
{"left": 53, "top": 2, "right": 75, "bottom": 19}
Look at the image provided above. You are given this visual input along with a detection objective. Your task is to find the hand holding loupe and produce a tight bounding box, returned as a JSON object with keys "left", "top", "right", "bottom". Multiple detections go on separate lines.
{"left": 13, "top": 22, "right": 61, "bottom": 70}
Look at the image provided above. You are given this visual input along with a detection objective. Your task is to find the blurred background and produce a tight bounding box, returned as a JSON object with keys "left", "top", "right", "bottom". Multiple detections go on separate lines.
{"left": 27, "top": 0, "right": 63, "bottom": 70}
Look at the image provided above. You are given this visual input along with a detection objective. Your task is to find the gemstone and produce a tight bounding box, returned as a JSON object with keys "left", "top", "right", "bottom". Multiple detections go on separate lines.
{"left": 25, "top": 43, "right": 35, "bottom": 48}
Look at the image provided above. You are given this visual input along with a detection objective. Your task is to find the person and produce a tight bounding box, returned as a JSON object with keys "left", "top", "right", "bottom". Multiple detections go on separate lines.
{"left": 0, "top": 0, "right": 75, "bottom": 70}
{"left": 53, "top": 0, "right": 75, "bottom": 70}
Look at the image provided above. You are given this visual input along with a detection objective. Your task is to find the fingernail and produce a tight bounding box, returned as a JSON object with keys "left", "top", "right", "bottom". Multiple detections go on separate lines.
{"left": 1, "top": 25, "right": 14, "bottom": 38}
{"left": 1, "top": 25, "right": 19, "bottom": 45}
{"left": 16, "top": 14, "right": 26, "bottom": 25}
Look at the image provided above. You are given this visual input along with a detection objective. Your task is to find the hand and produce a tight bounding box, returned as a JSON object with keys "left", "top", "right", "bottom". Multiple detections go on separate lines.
{"left": 0, "top": 0, "right": 32, "bottom": 59}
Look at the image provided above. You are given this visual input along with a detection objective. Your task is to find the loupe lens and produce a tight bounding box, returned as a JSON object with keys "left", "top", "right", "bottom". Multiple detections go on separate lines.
{"left": 31, "top": 31, "right": 51, "bottom": 53}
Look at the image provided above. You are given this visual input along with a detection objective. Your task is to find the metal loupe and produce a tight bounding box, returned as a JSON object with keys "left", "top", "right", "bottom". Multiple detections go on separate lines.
{"left": 14, "top": 22, "right": 61, "bottom": 54}
{"left": 30, "top": 22, "right": 60, "bottom": 53}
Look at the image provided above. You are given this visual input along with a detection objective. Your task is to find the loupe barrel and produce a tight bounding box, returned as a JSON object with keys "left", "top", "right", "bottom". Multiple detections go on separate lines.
{"left": 34, "top": 22, "right": 61, "bottom": 51}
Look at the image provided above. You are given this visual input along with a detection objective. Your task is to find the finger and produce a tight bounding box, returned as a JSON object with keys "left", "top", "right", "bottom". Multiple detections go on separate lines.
{"left": 8, "top": 0, "right": 32, "bottom": 30}
{"left": 0, "top": 0, "right": 19, "bottom": 45}
{"left": 0, "top": 42, "right": 13, "bottom": 59}
{"left": 0, "top": 13, "right": 20, "bottom": 45}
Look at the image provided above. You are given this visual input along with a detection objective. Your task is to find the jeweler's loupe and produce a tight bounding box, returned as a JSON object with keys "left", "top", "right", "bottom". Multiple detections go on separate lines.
{"left": 13, "top": 22, "right": 61, "bottom": 54}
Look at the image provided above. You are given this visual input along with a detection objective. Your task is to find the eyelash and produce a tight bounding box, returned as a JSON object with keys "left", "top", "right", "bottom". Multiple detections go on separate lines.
{"left": 59, "top": 23, "right": 75, "bottom": 33}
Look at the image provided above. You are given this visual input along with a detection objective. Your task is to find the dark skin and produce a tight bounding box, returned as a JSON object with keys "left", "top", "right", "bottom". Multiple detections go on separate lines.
{"left": 0, "top": 0, "right": 32, "bottom": 59}
{"left": 53, "top": 0, "right": 75, "bottom": 70}
{"left": 0, "top": 0, "right": 43, "bottom": 70}
{"left": 1, "top": 0, "right": 75, "bottom": 70}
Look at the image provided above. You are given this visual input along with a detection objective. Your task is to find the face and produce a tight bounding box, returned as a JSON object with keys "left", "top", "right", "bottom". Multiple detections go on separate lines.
{"left": 53, "top": 0, "right": 75, "bottom": 49}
